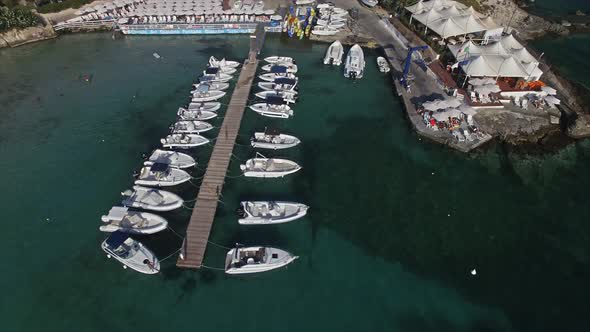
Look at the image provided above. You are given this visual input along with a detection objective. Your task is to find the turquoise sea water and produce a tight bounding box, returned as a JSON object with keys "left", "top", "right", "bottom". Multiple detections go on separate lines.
{"left": 1, "top": 33, "right": 590, "bottom": 332}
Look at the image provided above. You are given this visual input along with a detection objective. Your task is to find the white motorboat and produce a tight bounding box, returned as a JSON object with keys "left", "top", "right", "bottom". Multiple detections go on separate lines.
{"left": 312, "top": 26, "right": 339, "bottom": 36}
{"left": 134, "top": 163, "right": 191, "bottom": 187}
{"left": 261, "top": 64, "right": 298, "bottom": 74}
{"left": 251, "top": 129, "right": 301, "bottom": 149}
{"left": 160, "top": 134, "right": 209, "bottom": 148}
{"left": 183, "top": 102, "right": 221, "bottom": 112}
{"left": 264, "top": 56, "right": 294, "bottom": 64}
{"left": 249, "top": 99, "right": 294, "bottom": 119}
{"left": 259, "top": 72, "right": 298, "bottom": 82}
{"left": 240, "top": 153, "right": 301, "bottom": 178}
{"left": 177, "top": 109, "right": 218, "bottom": 121}
{"left": 316, "top": 18, "right": 347, "bottom": 26}
{"left": 205, "top": 65, "right": 236, "bottom": 75}
{"left": 377, "top": 56, "right": 391, "bottom": 73}
{"left": 361, "top": 0, "right": 378, "bottom": 7}
{"left": 192, "top": 82, "right": 229, "bottom": 91}
{"left": 171, "top": 120, "right": 213, "bottom": 134}
{"left": 258, "top": 77, "right": 298, "bottom": 91}
{"left": 225, "top": 245, "right": 298, "bottom": 274}
{"left": 344, "top": 44, "right": 365, "bottom": 79}
{"left": 144, "top": 149, "right": 196, "bottom": 169}
{"left": 209, "top": 56, "right": 240, "bottom": 68}
{"left": 200, "top": 68, "right": 233, "bottom": 83}
{"left": 255, "top": 90, "right": 297, "bottom": 104}
{"left": 295, "top": 0, "right": 314, "bottom": 5}
{"left": 238, "top": 201, "right": 309, "bottom": 225}
{"left": 121, "top": 186, "right": 184, "bottom": 211}
{"left": 191, "top": 85, "right": 226, "bottom": 102}
{"left": 102, "top": 231, "right": 160, "bottom": 274}
{"left": 317, "top": 3, "right": 333, "bottom": 9}
{"left": 324, "top": 40, "right": 344, "bottom": 66}
{"left": 100, "top": 206, "right": 168, "bottom": 234}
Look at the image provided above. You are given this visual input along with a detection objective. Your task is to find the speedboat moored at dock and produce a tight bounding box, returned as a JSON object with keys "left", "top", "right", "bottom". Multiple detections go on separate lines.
{"left": 249, "top": 96, "right": 294, "bottom": 119}
{"left": 237, "top": 201, "right": 309, "bottom": 225}
{"left": 121, "top": 186, "right": 184, "bottom": 212}
{"left": 264, "top": 56, "right": 294, "bottom": 64}
{"left": 160, "top": 134, "right": 209, "bottom": 148}
{"left": 255, "top": 90, "right": 297, "bottom": 104}
{"left": 258, "top": 77, "right": 298, "bottom": 92}
{"left": 134, "top": 163, "right": 191, "bottom": 187}
{"left": 99, "top": 206, "right": 168, "bottom": 234}
{"left": 261, "top": 64, "right": 298, "bottom": 74}
{"left": 240, "top": 153, "right": 301, "bottom": 178}
{"left": 183, "top": 102, "right": 221, "bottom": 112}
{"left": 144, "top": 149, "right": 196, "bottom": 169}
{"left": 171, "top": 120, "right": 213, "bottom": 134}
{"left": 225, "top": 245, "right": 298, "bottom": 274}
{"left": 209, "top": 56, "right": 240, "bottom": 69}
{"left": 377, "top": 56, "right": 391, "bottom": 73}
{"left": 102, "top": 231, "right": 160, "bottom": 274}
{"left": 344, "top": 44, "right": 365, "bottom": 79}
{"left": 177, "top": 109, "right": 218, "bottom": 121}
{"left": 251, "top": 129, "right": 301, "bottom": 149}
{"left": 191, "top": 84, "right": 226, "bottom": 102}
{"left": 324, "top": 40, "right": 344, "bottom": 66}
{"left": 192, "top": 82, "right": 229, "bottom": 92}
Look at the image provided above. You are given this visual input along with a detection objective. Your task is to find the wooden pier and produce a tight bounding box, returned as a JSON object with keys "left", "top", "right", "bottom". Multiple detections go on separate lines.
{"left": 177, "top": 26, "right": 265, "bottom": 269}
{"left": 176, "top": 59, "right": 258, "bottom": 269}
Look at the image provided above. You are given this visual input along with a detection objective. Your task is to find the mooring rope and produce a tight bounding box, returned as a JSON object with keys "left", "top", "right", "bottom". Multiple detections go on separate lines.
{"left": 159, "top": 248, "right": 182, "bottom": 262}
{"left": 200, "top": 264, "right": 226, "bottom": 271}
{"left": 207, "top": 240, "right": 231, "bottom": 250}
{"left": 167, "top": 226, "right": 184, "bottom": 239}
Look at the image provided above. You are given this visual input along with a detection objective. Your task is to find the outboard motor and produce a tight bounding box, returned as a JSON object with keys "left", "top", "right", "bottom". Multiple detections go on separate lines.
{"left": 132, "top": 170, "right": 139, "bottom": 178}
{"left": 236, "top": 206, "right": 247, "bottom": 218}
{"left": 141, "top": 153, "right": 147, "bottom": 160}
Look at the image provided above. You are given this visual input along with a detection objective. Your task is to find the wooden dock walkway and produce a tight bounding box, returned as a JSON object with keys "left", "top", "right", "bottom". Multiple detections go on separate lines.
{"left": 177, "top": 59, "right": 258, "bottom": 269}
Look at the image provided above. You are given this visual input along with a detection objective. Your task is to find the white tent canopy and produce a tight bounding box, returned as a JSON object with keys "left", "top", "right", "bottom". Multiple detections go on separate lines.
{"left": 407, "top": 0, "right": 498, "bottom": 38}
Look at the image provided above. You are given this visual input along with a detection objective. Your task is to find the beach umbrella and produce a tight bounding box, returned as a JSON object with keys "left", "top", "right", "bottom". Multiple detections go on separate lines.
{"left": 541, "top": 86, "right": 557, "bottom": 95}
{"left": 445, "top": 98, "right": 462, "bottom": 108}
{"left": 432, "top": 109, "right": 462, "bottom": 121}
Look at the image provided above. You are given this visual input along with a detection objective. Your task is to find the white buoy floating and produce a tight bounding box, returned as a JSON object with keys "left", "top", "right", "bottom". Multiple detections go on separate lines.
{"left": 470, "top": 268, "right": 477, "bottom": 276}
{"left": 153, "top": 52, "right": 161, "bottom": 59}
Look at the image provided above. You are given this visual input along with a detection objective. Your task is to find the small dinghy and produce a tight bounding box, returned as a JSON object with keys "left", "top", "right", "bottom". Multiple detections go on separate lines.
{"left": 144, "top": 149, "right": 196, "bottom": 169}
{"left": 255, "top": 90, "right": 297, "bottom": 104}
{"left": 177, "top": 108, "right": 218, "bottom": 121}
{"left": 261, "top": 64, "right": 298, "bottom": 73}
{"left": 206, "top": 65, "right": 236, "bottom": 75}
{"left": 102, "top": 231, "right": 160, "bottom": 274}
{"left": 324, "top": 40, "right": 344, "bottom": 66}
{"left": 122, "top": 186, "right": 184, "bottom": 211}
{"left": 295, "top": 0, "right": 314, "bottom": 5}
{"left": 100, "top": 206, "right": 168, "bottom": 234}
{"left": 225, "top": 245, "right": 298, "bottom": 274}
{"left": 264, "top": 56, "right": 294, "bottom": 64}
{"left": 249, "top": 97, "right": 294, "bottom": 119}
{"left": 317, "top": 3, "right": 333, "bottom": 9}
{"left": 183, "top": 102, "right": 221, "bottom": 112}
{"left": 258, "top": 77, "right": 298, "bottom": 91}
{"left": 171, "top": 120, "right": 213, "bottom": 134}
{"left": 191, "top": 84, "right": 226, "bottom": 102}
{"left": 377, "top": 56, "right": 391, "bottom": 73}
{"left": 237, "top": 201, "right": 309, "bottom": 225}
{"left": 192, "top": 82, "right": 229, "bottom": 91}
{"left": 209, "top": 56, "right": 240, "bottom": 68}
{"left": 135, "top": 163, "right": 191, "bottom": 187}
{"left": 344, "top": 44, "right": 365, "bottom": 79}
{"left": 259, "top": 71, "right": 298, "bottom": 82}
{"left": 161, "top": 134, "right": 209, "bottom": 148}
{"left": 251, "top": 129, "right": 301, "bottom": 149}
{"left": 312, "top": 25, "right": 339, "bottom": 36}
{"left": 240, "top": 153, "right": 301, "bottom": 178}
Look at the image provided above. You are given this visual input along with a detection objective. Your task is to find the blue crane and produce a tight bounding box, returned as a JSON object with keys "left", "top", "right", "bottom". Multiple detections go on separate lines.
{"left": 400, "top": 45, "right": 429, "bottom": 89}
